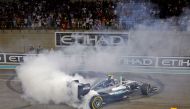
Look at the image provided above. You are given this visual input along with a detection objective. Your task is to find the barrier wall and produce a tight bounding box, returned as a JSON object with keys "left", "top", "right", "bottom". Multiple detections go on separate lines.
{"left": 0, "top": 30, "right": 55, "bottom": 53}
{"left": 1, "top": 53, "right": 190, "bottom": 69}
{"left": 1, "top": 53, "right": 190, "bottom": 74}
{"left": 1, "top": 30, "right": 190, "bottom": 73}
{"left": 0, "top": 30, "right": 190, "bottom": 56}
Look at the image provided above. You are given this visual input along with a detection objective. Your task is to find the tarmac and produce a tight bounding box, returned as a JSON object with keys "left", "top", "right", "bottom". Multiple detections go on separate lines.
{"left": 0, "top": 69, "right": 190, "bottom": 109}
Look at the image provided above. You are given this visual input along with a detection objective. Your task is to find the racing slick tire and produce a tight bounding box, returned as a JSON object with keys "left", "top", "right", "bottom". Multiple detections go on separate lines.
{"left": 89, "top": 95, "right": 103, "bottom": 109}
{"left": 141, "top": 83, "right": 151, "bottom": 96}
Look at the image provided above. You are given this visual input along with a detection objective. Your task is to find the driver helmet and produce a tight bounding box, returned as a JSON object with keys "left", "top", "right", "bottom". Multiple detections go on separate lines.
{"left": 107, "top": 74, "right": 113, "bottom": 80}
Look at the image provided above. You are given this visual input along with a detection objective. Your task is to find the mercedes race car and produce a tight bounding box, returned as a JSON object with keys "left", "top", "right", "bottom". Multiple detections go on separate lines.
{"left": 69, "top": 75, "right": 158, "bottom": 109}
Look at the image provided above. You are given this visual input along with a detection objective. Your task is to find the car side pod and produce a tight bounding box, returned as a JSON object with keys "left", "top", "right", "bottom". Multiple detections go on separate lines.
{"left": 89, "top": 95, "right": 103, "bottom": 109}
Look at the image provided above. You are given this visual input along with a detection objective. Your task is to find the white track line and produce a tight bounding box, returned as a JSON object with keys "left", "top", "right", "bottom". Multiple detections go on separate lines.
{"left": 0, "top": 78, "right": 20, "bottom": 82}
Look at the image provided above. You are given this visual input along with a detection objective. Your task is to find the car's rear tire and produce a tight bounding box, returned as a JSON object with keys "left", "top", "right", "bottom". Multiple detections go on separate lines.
{"left": 141, "top": 83, "right": 151, "bottom": 95}
{"left": 89, "top": 95, "right": 103, "bottom": 109}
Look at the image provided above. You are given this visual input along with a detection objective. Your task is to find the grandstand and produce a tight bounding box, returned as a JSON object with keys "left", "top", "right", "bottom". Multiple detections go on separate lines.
{"left": 0, "top": 0, "right": 190, "bottom": 53}
{"left": 0, "top": 0, "right": 189, "bottom": 30}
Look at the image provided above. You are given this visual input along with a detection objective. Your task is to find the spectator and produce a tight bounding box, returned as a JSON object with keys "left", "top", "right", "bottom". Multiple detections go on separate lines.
{"left": 29, "top": 45, "right": 35, "bottom": 52}
{"left": 36, "top": 45, "right": 42, "bottom": 54}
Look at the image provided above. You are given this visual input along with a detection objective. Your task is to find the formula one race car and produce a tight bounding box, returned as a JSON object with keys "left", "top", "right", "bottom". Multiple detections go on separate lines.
{"left": 69, "top": 75, "right": 158, "bottom": 109}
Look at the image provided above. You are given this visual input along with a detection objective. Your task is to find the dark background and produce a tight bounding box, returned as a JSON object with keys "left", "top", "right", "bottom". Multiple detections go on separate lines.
{"left": 151, "top": 0, "right": 190, "bottom": 18}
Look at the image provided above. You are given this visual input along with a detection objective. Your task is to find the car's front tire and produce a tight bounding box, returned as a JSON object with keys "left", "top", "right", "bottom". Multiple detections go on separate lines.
{"left": 89, "top": 95, "right": 103, "bottom": 109}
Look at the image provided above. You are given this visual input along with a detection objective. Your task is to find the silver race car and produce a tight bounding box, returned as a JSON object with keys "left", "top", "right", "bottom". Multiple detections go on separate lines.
{"left": 70, "top": 75, "right": 158, "bottom": 109}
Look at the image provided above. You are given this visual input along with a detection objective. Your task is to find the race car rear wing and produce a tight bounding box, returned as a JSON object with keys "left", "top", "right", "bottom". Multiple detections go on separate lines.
{"left": 69, "top": 80, "right": 91, "bottom": 100}
{"left": 78, "top": 83, "right": 91, "bottom": 99}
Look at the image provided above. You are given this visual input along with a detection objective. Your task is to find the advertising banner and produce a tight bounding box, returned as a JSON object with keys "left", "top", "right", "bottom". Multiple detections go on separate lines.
{"left": 158, "top": 57, "right": 190, "bottom": 68}
{"left": 1, "top": 53, "right": 190, "bottom": 69}
{"left": 5, "top": 54, "right": 26, "bottom": 64}
{"left": 120, "top": 56, "right": 156, "bottom": 67}
{"left": 55, "top": 32, "right": 128, "bottom": 47}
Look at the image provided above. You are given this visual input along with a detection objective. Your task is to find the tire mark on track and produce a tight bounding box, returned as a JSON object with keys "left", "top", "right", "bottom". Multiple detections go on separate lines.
{"left": 6, "top": 75, "right": 23, "bottom": 94}
{"left": 5, "top": 72, "right": 165, "bottom": 109}
{"left": 12, "top": 104, "right": 32, "bottom": 109}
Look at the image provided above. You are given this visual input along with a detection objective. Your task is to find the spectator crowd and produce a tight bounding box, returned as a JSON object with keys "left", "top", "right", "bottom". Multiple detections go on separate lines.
{"left": 0, "top": 0, "right": 119, "bottom": 29}
{"left": 0, "top": 0, "right": 117, "bottom": 30}
{"left": 0, "top": 0, "right": 190, "bottom": 30}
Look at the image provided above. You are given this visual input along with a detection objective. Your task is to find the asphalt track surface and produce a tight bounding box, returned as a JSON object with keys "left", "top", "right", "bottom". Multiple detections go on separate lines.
{"left": 0, "top": 69, "right": 190, "bottom": 109}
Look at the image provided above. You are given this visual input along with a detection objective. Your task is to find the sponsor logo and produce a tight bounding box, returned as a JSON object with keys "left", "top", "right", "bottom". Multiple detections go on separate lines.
{"left": 158, "top": 57, "right": 190, "bottom": 68}
{"left": 83, "top": 86, "right": 91, "bottom": 90}
{"left": 120, "top": 56, "right": 156, "bottom": 67}
{"left": 5, "top": 54, "right": 25, "bottom": 63}
{"left": 55, "top": 32, "right": 128, "bottom": 46}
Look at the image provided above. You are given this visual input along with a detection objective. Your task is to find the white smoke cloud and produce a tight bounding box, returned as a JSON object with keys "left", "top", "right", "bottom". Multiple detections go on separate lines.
{"left": 115, "top": 1, "right": 190, "bottom": 56}
{"left": 16, "top": 45, "right": 127, "bottom": 109}
{"left": 16, "top": 51, "right": 99, "bottom": 109}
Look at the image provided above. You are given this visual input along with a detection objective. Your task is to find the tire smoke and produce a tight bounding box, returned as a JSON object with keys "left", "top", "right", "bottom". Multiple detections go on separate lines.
{"left": 16, "top": 51, "right": 99, "bottom": 109}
